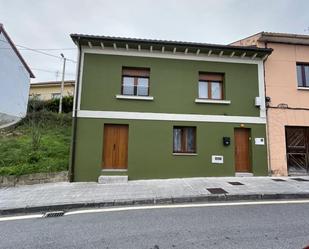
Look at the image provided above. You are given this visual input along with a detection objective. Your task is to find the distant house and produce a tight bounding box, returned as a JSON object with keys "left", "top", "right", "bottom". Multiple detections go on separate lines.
{"left": 0, "top": 23, "right": 35, "bottom": 127}
{"left": 29, "top": 80, "right": 75, "bottom": 100}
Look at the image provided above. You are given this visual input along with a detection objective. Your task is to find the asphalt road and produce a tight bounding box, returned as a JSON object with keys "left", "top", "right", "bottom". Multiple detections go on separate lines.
{"left": 1, "top": 202, "right": 309, "bottom": 249}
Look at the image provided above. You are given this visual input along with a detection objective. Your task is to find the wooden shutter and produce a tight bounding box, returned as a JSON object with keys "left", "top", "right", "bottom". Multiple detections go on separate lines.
{"left": 122, "top": 67, "right": 150, "bottom": 77}
{"left": 199, "top": 73, "right": 223, "bottom": 82}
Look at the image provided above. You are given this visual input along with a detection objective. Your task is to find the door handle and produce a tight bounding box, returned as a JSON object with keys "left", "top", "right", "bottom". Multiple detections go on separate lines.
{"left": 113, "top": 144, "right": 116, "bottom": 150}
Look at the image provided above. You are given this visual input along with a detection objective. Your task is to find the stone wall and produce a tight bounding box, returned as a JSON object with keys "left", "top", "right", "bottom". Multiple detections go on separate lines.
{"left": 0, "top": 171, "right": 68, "bottom": 187}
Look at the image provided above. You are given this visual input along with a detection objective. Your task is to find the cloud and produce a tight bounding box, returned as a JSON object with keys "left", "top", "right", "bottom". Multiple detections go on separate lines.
{"left": 0, "top": 0, "right": 308, "bottom": 82}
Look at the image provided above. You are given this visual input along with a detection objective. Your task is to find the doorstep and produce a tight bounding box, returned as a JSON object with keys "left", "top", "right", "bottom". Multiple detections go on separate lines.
{"left": 235, "top": 172, "right": 254, "bottom": 177}
{"left": 98, "top": 175, "right": 128, "bottom": 184}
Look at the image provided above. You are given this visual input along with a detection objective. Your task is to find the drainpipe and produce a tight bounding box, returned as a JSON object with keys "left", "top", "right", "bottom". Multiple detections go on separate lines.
{"left": 69, "top": 39, "right": 82, "bottom": 182}
{"left": 264, "top": 41, "right": 272, "bottom": 176}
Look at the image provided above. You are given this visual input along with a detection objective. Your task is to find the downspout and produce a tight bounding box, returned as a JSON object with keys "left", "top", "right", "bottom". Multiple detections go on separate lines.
{"left": 263, "top": 41, "right": 272, "bottom": 176}
{"left": 69, "top": 39, "right": 82, "bottom": 182}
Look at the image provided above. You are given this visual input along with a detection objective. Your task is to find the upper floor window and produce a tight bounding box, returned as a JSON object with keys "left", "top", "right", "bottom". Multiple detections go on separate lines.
{"left": 198, "top": 73, "right": 224, "bottom": 100}
{"left": 297, "top": 63, "right": 309, "bottom": 88}
{"left": 122, "top": 67, "right": 150, "bottom": 96}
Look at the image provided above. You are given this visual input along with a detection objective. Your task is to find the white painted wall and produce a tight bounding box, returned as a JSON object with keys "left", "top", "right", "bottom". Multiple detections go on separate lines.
{"left": 0, "top": 32, "right": 30, "bottom": 118}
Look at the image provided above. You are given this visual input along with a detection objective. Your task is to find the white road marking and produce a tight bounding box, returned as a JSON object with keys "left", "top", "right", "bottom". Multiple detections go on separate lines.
{"left": 65, "top": 199, "right": 309, "bottom": 216}
{"left": 0, "top": 214, "right": 43, "bottom": 222}
{"left": 1, "top": 199, "right": 309, "bottom": 222}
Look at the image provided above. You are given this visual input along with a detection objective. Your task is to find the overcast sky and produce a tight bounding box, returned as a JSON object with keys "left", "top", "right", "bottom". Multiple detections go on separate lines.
{"left": 1, "top": 0, "right": 309, "bottom": 83}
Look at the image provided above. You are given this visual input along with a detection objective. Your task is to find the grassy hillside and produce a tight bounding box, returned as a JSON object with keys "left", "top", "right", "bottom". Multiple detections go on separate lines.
{"left": 0, "top": 111, "right": 72, "bottom": 176}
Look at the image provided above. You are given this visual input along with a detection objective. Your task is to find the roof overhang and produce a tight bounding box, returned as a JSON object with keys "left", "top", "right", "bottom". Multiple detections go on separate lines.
{"left": 71, "top": 34, "right": 272, "bottom": 60}
{"left": 0, "top": 24, "right": 35, "bottom": 78}
{"left": 259, "top": 32, "right": 309, "bottom": 46}
{"left": 30, "top": 80, "right": 75, "bottom": 87}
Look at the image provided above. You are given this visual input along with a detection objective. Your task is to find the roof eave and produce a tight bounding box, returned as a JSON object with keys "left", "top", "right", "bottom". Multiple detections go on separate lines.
{"left": 70, "top": 34, "right": 273, "bottom": 58}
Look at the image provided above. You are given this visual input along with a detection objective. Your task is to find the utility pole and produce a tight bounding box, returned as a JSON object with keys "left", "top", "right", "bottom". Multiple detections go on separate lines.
{"left": 59, "top": 53, "right": 66, "bottom": 113}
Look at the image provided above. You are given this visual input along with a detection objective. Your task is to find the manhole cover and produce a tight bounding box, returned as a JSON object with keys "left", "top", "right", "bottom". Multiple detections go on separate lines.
{"left": 43, "top": 211, "right": 65, "bottom": 218}
{"left": 207, "top": 188, "right": 228, "bottom": 194}
{"left": 291, "top": 178, "right": 309, "bottom": 182}
{"left": 272, "top": 179, "right": 286, "bottom": 182}
{"left": 228, "top": 182, "right": 244, "bottom": 186}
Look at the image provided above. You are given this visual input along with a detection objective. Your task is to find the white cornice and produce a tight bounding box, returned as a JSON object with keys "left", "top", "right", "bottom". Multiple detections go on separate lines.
{"left": 76, "top": 110, "right": 266, "bottom": 124}
{"left": 82, "top": 47, "right": 262, "bottom": 65}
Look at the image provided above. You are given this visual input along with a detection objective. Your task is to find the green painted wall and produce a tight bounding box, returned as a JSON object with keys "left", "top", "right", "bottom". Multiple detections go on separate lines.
{"left": 72, "top": 53, "right": 267, "bottom": 181}
{"left": 80, "top": 53, "right": 260, "bottom": 117}
{"left": 73, "top": 118, "right": 268, "bottom": 182}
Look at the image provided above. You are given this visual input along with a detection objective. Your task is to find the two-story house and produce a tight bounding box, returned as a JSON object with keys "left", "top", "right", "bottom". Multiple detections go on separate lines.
{"left": 232, "top": 32, "right": 309, "bottom": 176}
{"left": 69, "top": 34, "right": 272, "bottom": 182}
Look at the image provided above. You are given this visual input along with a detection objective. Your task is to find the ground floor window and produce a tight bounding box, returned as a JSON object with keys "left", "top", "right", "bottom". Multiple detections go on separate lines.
{"left": 173, "top": 126, "right": 196, "bottom": 153}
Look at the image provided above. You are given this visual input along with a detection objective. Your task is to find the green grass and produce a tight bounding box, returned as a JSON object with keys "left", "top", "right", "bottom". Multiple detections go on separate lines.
{"left": 0, "top": 112, "right": 72, "bottom": 176}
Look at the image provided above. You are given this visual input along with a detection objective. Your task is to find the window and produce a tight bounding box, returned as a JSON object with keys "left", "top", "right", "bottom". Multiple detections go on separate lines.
{"left": 173, "top": 127, "right": 196, "bottom": 153}
{"left": 297, "top": 63, "right": 309, "bottom": 88}
{"left": 52, "top": 93, "right": 61, "bottom": 99}
{"left": 198, "top": 73, "right": 224, "bottom": 100}
{"left": 122, "top": 67, "right": 150, "bottom": 96}
{"left": 29, "top": 94, "right": 41, "bottom": 100}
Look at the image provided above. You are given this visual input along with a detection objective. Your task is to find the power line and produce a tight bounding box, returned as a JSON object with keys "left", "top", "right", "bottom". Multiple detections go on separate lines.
{"left": 20, "top": 48, "right": 76, "bottom": 51}
{"left": 0, "top": 39, "right": 77, "bottom": 63}
{"left": 0, "top": 46, "right": 76, "bottom": 51}
{"left": 30, "top": 67, "right": 76, "bottom": 76}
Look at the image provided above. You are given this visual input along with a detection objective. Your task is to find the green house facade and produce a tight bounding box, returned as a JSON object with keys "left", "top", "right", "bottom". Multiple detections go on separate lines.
{"left": 70, "top": 34, "right": 272, "bottom": 182}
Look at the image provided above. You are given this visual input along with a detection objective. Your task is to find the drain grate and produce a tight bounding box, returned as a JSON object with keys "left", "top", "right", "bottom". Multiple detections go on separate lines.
{"left": 291, "top": 178, "right": 309, "bottom": 182}
{"left": 207, "top": 188, "right": 228, "bottom": 194}
{"left": 228, "top": 182, "right": 244, "bottom": 186}
{"left": 43, "top": 211, "right": 65, "bottom": 218}
{"left": 272, "top": 178, "right": 286, "bottom": 182}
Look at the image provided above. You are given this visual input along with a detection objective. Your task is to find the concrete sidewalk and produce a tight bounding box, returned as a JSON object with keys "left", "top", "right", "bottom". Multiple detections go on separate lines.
{"left": 1, "top": 176, "right": 309, "bottom": 215}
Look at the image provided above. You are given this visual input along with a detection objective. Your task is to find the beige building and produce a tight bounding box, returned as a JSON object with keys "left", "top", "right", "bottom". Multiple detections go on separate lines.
{"left": 29, "top": 80, "right": 75, "bottom": 100}
{"left": 232, "top": 32, "right": 309, "bottom": 176}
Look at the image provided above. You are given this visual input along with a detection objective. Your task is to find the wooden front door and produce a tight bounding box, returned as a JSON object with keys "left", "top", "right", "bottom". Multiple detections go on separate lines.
{"left": 286, "top": 127, "right": 309, "bottom": 175}
{"left": 234, "top": 128, "right": 251, "bottom": 172}
{"left": 103, "top": 124, "right": 128, "bottom": 169}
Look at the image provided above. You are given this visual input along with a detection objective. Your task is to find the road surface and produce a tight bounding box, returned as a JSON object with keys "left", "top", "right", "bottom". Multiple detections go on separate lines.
{"left": 0, "top": 201, "right": 309, "bottom": 249}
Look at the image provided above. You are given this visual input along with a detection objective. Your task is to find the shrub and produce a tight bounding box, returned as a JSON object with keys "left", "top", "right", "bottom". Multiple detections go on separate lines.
{"left": 27, "top": 96, "right": 73, "bottom": 113}
{"left": 20, "top": 110, "right": 72, "bottom": 128}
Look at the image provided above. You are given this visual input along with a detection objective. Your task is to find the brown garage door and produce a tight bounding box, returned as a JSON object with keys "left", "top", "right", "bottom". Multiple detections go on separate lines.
{"left": 286, "top": 127, "right": 309, "bottom": 175}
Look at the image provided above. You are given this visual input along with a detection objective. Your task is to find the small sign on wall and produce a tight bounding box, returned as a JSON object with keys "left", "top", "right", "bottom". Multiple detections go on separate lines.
{"left": 212, "top": 155, "right": 224, "bottom": 164}
{"left": 255, "top": 138, "right": 265, "bottom": 145}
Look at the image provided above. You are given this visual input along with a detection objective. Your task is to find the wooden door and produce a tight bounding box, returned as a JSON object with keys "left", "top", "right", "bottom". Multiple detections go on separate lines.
{"left": 285, "top": 127, "right": 309, "bottom": 175}
{"left": 103, "top": 124, "right": 128, "bottom": 169}
{"left": 234, "top": 128, "right": 251, "bottom": 172}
